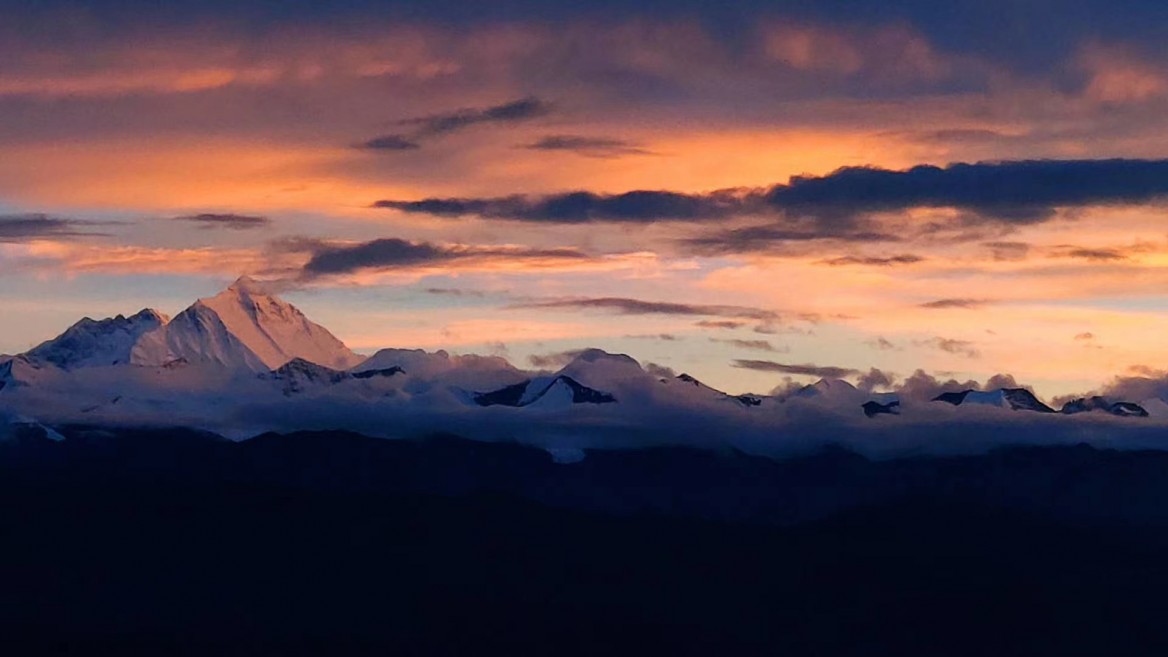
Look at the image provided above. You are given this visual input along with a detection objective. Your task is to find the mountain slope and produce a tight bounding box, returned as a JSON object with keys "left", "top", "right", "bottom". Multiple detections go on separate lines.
{"left": 24, "top": 309, "right": 166, "bottom": 370}
{"left": 673, "top": 373, "right": 763, "bottom": 407}
{"left": 132, "top": 277, "right": 362, "bottom": 371}
{"left": 0, "top": 356, "right": 57, "bottom": 392}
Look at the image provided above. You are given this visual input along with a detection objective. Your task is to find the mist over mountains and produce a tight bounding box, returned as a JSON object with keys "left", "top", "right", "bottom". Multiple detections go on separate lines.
{"left": 2, "top": 280, "right": 1167, "bottom": 656}
{"left": 2, "top": 276, "right": 1167, "bottom": 458}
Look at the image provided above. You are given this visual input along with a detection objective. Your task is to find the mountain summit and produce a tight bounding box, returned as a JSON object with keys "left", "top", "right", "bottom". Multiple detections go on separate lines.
{"left": 25, "top": 309, "right": 167, "bottom": 370}
{"left": 131, "top": 277, "right": 363, "bottom": 371}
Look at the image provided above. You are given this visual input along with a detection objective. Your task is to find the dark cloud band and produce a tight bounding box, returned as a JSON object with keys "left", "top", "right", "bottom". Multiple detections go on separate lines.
{"left": 512, "top": 296, "right": 780, "bottom": 322}
{"left": 174, "top": 213, "right": 271, "bottom": 230}
{"left": 376, "top": 190, "right": 750, "bottom": 223}
{"left": 300, "top": 237, "right": 586, "bottom": 276}
{"left": 919, "top": 298, "right": 992, "bottom": 309}
{"left": 400, "top": 96, "right": 551, "bottom": 137}
{"left": 375, "top": 159, "right": 1168, "bottom": 228}
{"left": 732, "top": 360, "right": 861, "bottom": 378}
{"left": 0, "top": 214, "right": 108, "bottom": 242}
{"left": 523, "top": 135, "right": 651, "bottom": 157}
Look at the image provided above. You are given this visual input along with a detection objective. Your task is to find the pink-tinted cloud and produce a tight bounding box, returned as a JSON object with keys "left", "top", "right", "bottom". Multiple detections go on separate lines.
{"left": 761, "top": 21, "right": 952, "bottom": 83}
{"left": 1077, "top": 42, "right": 1168, "bottom": 104}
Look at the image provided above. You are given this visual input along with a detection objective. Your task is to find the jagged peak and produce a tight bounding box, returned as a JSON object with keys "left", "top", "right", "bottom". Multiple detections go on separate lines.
{"left": 62, "top": 308, "right": 166, "bottom": 330}
{"left": 131, "top": 308, "right": 169, "bottom": 323}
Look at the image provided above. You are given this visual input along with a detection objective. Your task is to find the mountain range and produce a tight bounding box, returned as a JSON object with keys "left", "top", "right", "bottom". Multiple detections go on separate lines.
{"left": 5, "top": 278, "right": 1168, "bottom": 655}
{"left": 0, "top": 277, "right": 1161, "bottom": 454}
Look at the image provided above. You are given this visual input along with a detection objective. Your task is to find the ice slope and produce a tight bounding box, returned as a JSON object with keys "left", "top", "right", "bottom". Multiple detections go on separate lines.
{"left": 133, "top": 277, "right": 362, "bottom": 371}
{"left": 24, "top": 309, "right": 167, "bottom": 370}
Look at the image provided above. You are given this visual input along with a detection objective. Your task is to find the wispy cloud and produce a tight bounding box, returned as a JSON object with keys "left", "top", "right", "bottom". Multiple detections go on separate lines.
{"left": 983, "top": 241, "right": 1031, "bottom": 261}
{"left": 424, "top": 287, "right": 488, "bottom": 298}
{"left": 523, "top": 135, "right": 652, "bottom": 158}
{"left": 399, "top": 96, "right": 552, "bottom": 137}
{"left": 711, "top": 338, "right": 786, "bottom": 352}
{"left": 919, "top": 298, "right": 993, "bottom": 309}
{"left": 0, "top": 214, "right": 110, "bottom": 242}
{"left": 732, "top": 360, "right": 861, "bottom": 378}
{"left": 820, "top": 254, "right": 924, "bottom": 266}
{"left": 1051, "top": 246, "right": 1128, "bottom": 261}
{"left": 865, "top": 337, "right": 898, "bottom": 350}
{"left": 358, "top": 97, "right": 552, "bottom": 152}
{"left": 695, "top": 320, "right": 747, "bottom": 330}
{"left": 511, "top": 296, "right": 780, "bottom": 322}
{"left": 357, "top": 135, "right": 421, "bottom": 151}
{"left": 528, "top": 349, "right": 586, "bottom": 369}
{"left": 298, "top": 237, "right": 588, "bottom": 277}
{"left": 173, "top": 213, "right": 271, "bottom": 230}
{"left": 915, "top": 337, "right": 981, "bottom": 358}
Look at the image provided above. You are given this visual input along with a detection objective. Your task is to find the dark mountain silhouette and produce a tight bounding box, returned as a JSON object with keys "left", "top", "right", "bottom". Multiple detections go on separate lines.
{"left": 6, "top": 428, "right": 1168, "bottom": 655}
{"left": 933, "top": 388, "right": 1056, "bottom": 412}
{"left": 474, "top": 375, "right": 616, "bottom": 407}
{"left": 863, "top": 399, "right": 900, "bottom": 417}
{"left": 1061, "top": 396, "right": 1149, "bottom": 417}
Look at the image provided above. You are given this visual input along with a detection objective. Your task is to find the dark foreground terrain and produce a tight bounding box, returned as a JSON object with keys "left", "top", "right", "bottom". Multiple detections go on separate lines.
{"left": 4, "top": 427, "right": 1168, "bottom": 656}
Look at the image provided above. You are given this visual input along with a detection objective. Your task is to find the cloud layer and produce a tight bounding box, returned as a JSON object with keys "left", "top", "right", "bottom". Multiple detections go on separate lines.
{"left": 300, "top": 238, "right": 588, "bottom": 276}
{"left": 376, "top": 159, "right": 1168, "bottom": 228}
{"left": 0, "top": 215, "right": 107, "bottom": 242}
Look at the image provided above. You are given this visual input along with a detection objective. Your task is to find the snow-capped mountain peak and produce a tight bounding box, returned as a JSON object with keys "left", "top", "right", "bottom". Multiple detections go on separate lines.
{"left": 132, "top": 278, "right": 363, "bottom": 372}
{"left": 24, "top": 308, "right": 167, "bottom": 370}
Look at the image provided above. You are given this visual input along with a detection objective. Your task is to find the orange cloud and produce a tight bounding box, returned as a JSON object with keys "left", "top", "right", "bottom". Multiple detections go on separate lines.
{"left": 8, "top": 241, "right": 269, "bottom": 275}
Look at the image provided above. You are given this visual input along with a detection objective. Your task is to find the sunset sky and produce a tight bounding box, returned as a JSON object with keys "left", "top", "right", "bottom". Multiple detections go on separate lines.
{"left": 5, "top": 0, "right": 1168, "bottom": 398}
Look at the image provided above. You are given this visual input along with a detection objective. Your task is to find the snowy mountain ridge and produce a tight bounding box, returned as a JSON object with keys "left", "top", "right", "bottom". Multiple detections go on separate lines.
{"left": 132, "top": 277, "right": 362, "bottom": 371}
{"left": 26, "top": 309, "right": 167, "bottom": 370}
{"left": 0, "top": 278, "right": 1162, "bottom": 451}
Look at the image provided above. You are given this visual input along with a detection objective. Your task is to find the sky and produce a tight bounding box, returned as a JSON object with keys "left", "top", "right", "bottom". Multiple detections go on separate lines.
{"left": 4, "top": 0, "right": 1168, "bottom": 398}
